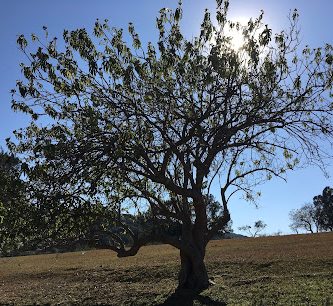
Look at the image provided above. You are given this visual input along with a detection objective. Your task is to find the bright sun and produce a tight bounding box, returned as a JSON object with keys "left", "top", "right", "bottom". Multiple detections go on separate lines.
{"left": 226, "top": 16, "right": 249, "bottom": 50}
{"left": 209, "top": 15, "right": 258, "bottom": 52}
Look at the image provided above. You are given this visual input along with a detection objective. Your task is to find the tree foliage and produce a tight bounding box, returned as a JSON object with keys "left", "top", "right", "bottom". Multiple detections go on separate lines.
{"left": 313, "top": 186, "right": 333, "bottom": 231}
{"left": 0, "top": 151, "right": 117, "bottom": 256}
{"left": 9, "top": 0, "right": 333, "bottom": 291}
{"left": 205, "top": 194, "right": 233, "bottom": 236}
{"left": 289, "top": 187, "right": 333, "bottom": 234}
{"left": 289, "top": 203, "right": 319, "bottom": 234}
{"left": 0, "top": 150, "right": 32, "bottom": 255}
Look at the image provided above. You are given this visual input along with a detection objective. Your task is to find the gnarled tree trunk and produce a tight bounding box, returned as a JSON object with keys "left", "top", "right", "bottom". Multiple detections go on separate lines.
{"left": 178, "top": 248, "right": 209, "bottom": 292}
{"left": 177, "top": 211, "right": 210, "bottom": 293}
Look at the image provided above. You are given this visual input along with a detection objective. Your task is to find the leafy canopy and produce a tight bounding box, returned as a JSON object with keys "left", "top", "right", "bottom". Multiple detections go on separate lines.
{"left": 9, "top": 0, "right": 333, "bottom": 254}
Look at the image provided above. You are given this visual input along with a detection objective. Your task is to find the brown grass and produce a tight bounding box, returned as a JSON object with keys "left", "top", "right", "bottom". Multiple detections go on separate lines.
{"left": 1, "top": 232, "right": 333, "bottom": 305}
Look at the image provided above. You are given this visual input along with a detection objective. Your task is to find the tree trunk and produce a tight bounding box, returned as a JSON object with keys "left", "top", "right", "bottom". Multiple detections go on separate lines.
{"left": 176, "top": 195, "right": 210, "bottom": 293}
{"left": 177, "top": 247, "right": 209, "bottom": 293}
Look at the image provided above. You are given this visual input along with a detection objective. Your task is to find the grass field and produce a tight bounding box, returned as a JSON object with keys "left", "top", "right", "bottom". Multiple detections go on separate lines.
{"left": 1, "top": 232, "right": 333, "bottom": 305}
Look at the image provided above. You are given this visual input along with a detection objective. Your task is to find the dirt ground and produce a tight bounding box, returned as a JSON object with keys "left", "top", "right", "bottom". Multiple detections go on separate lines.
{"left": 1, "top": 232, "right": 333, "bottom": 305}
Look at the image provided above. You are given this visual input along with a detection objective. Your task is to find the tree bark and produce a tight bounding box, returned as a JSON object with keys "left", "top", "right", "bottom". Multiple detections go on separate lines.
{"left": 177, "top": 215, "right": 210, "bottom": 293}
{"left": 177, "top": 248, "right": 209, "bottom": 293}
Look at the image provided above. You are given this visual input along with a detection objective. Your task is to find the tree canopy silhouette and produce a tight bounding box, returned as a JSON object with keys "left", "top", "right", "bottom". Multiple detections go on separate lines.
{"left": 9, "top": 0, "right": 333, "bottom": 292}
{"left": 289, "top": 187, "right": 333, "bottom": 234}
{"left": 238, "top": 220, "right": 267, "bottom": 237}
{"left": 313, "top": 187, "right": 333, "bottom": 232}
{"left": 289, "top": 203, "right": 320, "bottom": 233}
{"left": 0, "top": 150, "right": 31, "bottom": 255}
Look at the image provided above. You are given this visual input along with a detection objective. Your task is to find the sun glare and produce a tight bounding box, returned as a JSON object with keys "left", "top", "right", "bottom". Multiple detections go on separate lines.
{"left": 227, "top": 16, "right": 249, "bottom": 50}
{"left": 209, "top": 16, "right": 250, "bottom": 51}
{"left": 228, "top": 28, "right": 244, "bottom": 50}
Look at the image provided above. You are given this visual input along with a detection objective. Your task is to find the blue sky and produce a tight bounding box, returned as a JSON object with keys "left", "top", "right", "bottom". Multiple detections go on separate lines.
{"left": 1, "top": 0, "right": 333, "bottom": 234}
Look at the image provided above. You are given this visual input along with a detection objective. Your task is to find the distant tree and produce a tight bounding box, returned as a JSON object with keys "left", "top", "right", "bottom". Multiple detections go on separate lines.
{"left": 238, "top": 220, "right": 267, "bottom": 237}
{"left": 9, "top": 0, "right": 333, "bottom": 292}
{"left": 289, "top": 203, "right": 319, "bottom": 234}
{"left": 289, "top": 187, "right": 333, "bottom": 234}
{"left": 272, "top": 230, "right": 282, "bottom": 236}
{"left": 313, "top": 187, "right": 333, "bottom": 231}
{"left": 289, "top": 223, "right": 299, "bottom": 234}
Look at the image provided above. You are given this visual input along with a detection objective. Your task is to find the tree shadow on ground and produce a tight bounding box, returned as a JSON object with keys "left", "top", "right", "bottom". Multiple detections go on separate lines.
{"left": 156, "top": 290, "right": 227, "bottom": 306}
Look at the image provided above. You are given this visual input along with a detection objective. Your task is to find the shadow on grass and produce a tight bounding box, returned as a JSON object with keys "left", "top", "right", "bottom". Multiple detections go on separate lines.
{"left": 156, "top": 290, "right": 226, "bottom": 306}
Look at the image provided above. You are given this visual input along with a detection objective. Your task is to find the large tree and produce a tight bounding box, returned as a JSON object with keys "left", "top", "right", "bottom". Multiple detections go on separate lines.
{"left": 9, "top": 0, "right": 333, "bottom": 292}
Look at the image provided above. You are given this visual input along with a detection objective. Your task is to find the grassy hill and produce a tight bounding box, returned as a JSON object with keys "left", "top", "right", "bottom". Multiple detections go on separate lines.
{"left": 1, "top": 232, "right": 332, "bottom": 305}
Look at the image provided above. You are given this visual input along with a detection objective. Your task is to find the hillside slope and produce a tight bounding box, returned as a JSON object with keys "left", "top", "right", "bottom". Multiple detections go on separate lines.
{"left": 1, "top": 232, "right": 332, "bottom": 305}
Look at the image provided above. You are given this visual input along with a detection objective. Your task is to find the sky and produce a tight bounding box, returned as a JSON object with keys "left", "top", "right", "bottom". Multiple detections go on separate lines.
{"left": 1, "top": 0, "right": 333, "bottom": 235}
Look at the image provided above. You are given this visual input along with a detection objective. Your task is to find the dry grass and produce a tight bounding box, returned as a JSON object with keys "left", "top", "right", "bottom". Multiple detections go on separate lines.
{"left": 1, "top": 232, "right": 333, "bottom": 305}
